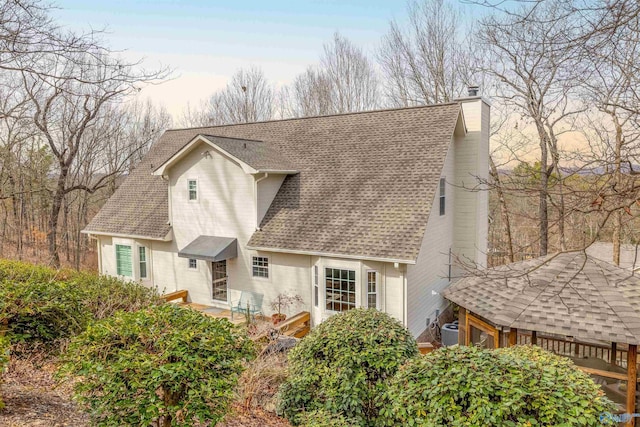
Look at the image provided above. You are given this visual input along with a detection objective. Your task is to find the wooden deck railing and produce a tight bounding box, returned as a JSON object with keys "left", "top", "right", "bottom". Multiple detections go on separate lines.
{"left": 516, "top": 332, "right": 629, "bottom": 369}
{"left": 161, "top": 289, "right": 189, "bottom": 303}
{"left": 276, "top": 311, "right": 311, "bottom": 338}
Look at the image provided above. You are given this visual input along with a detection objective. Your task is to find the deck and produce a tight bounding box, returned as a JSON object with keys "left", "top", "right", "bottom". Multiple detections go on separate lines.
{"left": 161, "top": 289, "right": 310, "bottom": 337}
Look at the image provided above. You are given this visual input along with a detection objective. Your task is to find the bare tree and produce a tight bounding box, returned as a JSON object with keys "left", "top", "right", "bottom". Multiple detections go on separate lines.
{"left": 378, "top": 0, "right": 476, "bottom": 106}
{"left": 182, "top": 66, "right": 273, "bottom": 126}
{"left": 575, "top": 8, "right": 640, "bottom": 265}
{"left": 287, "top": 33, "right": 378, "bottom": 117}
{"left": 478, "top": 2, "right": 584, "bottom": 256}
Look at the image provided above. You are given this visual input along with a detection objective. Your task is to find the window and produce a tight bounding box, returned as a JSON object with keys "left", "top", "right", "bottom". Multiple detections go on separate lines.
{"left": 439, "top": 177, "right": 446, "bottom": 216}
{"left": 325, "top": 268, "right": 356, "bottom": 312}
{"left": 367, "top": 271, "right": 378, "bottom": 309}
{"left": 115, "top": 244, "right": 132, "bottom": 277}
{"left": 252, "top": 256, "right": 269, "bottom": 278}
{"left": 139, "top": 246, "right": 147, "bottom": 279}
{"left": 314, "top": 265, "right": 319, "bottom": 308}
{"left": 188, "top": 258, "right": 197, "bottom": 269}
{"left": 188, "top": 179, "right": 197, "bottom": 201}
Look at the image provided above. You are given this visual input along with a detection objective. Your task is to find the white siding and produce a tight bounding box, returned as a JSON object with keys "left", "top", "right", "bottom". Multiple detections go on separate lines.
{"left": 455, "top": 99, "right": 490, "bottom": 268}
{"left": 405, "top": 142, "right": 456, "bottom": 336}
{"left": 257, "top": 174, "right": 286, "bottom": 226}
{"left": 406, "top": 98, "right": 490, "bottom": 337}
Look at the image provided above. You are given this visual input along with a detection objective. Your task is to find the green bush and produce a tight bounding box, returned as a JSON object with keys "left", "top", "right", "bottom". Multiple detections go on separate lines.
{"left": 0, "top": 260, "right": 160, "bottom": 349}
{"left": 380, "top": 345, "right": 615, "bottom": 426}
{"left": 0, "top": 259, "right": 76, "bottom": 282}
{"left": 278, "top": 308, "right": 418, "bottom": 426}
{"left": 60, "top": 304, "right": 255, "bottom": 427}
{"left": 297, "top": 409, "right": 356, "bottom": 427}
{"left": 0, "top": 279, "right": 90, "bottom": 345}
{"left": 70, "top": 272, "right": 161, "bottom": 320}
{"left": 0, "top": 334, "right": 9, "bottom": 411}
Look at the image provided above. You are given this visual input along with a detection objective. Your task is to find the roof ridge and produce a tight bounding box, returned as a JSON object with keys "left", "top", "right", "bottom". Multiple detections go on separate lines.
{"left": 587, "top": 255, "right": 640, "bottom": 341}
{"left": 165, "top": 102, "right": 462, "bottom": 132}
{"left": 201, "top": 134, "right": 264, "bottom": 143}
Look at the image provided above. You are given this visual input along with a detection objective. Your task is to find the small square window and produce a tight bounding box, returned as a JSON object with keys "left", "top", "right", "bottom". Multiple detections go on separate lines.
{"left": 252, "top": 256, "right": 269, "bottom": 278}
{"left": 188, "top": 258, "right": 197, "bottom": 269}
{"left": 188, "top": 179, "right": 197, "bottom": 201}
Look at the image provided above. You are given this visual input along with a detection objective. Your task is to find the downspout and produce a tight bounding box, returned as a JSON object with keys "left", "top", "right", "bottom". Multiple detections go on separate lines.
{"left": 161, "top": 174, "right": 172, "bottom": 226}
{"left": 254, "top": 173, "right": 269, "bottom": 229}
{"left": 95, "top": 235, "right": 102, "bottom": 274}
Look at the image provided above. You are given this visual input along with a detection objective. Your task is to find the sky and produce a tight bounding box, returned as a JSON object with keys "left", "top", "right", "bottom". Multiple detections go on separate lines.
{"left": 50, "top": 0, "right": 483, "bottom": 121}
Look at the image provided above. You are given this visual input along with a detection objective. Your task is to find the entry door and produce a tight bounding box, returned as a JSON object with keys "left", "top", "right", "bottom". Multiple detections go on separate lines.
{"left": 212, "top": 260, "right": 228, "bottom": 302}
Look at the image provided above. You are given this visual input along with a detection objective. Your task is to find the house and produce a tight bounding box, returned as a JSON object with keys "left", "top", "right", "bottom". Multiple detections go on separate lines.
{"left": 83, "top": 94, "right": 490, "bottom": 337}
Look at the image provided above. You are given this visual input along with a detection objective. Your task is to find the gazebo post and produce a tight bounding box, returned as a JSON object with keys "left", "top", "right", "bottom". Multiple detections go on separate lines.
{"left": 508, "top": 328, "right": 518, "bottom": 347}
{"left": 611, "top": 342, "right": 617, "bottom": 367}
{"left": 627, "top": 344, "right": 637, "bottom": 426}
{"left": 531, "top": 330, "right": 537, "bottom": 346}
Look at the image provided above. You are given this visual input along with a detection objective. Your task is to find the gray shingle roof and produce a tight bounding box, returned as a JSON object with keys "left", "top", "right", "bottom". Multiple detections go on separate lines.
{"left": 443, "top": 251, "right": 640, "bottom": 345}
{"left": 200, "top": 135, "right": 298, "bottom": 172}
{"left": 84, "top": 103, "right": 462, "bottom": 261}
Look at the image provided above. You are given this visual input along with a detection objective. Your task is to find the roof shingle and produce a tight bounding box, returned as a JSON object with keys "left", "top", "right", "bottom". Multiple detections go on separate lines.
{"left": 84, "top": 103, "right": 462, "bottom": 262}
{"left": 443, "top": 251, "right": 640, "bottom": 345}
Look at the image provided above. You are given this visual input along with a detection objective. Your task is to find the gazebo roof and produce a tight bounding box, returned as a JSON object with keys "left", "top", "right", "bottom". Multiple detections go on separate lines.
{"left": 443, "top": 251, "right": 640, "bottom": 345}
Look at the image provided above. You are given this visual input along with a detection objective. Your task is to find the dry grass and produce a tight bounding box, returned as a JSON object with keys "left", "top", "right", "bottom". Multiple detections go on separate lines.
{"left": 0, "top": 356, "right": 88, "bottom": 427}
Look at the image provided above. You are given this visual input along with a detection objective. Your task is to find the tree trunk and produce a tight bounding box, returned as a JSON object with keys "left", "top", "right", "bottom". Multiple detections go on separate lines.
{"left": 47, "top": 169, "right": 67, "bottom": 268}
{"left": 489, "top": 156, "right": 514, "bottom": 263}
{"left": 612, "top": 113, "right": 623, "bottom": 266}
{"left": 539, "top": 136, "right": 549, "bottom": 257}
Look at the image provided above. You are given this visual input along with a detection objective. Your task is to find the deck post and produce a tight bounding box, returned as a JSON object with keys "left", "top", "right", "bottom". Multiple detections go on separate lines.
{"left": 531, "top": 330, "right": 537, "bottom": 346}
{"left": 458, "top": 307, "right": 466, "bottom": 345}
{"left": 627, "top": 344, "right": 637, "bottom": 426}
{"left": 508, "top": 328, "right": 517, "bottom": 347}
{"left": 611, "top": 342, "right": 617, "bottom": 366}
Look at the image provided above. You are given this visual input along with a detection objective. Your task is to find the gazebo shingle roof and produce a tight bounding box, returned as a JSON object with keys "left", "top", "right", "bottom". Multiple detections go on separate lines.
{"left": 443, "top": 251, "right": 640, "bottom": 345}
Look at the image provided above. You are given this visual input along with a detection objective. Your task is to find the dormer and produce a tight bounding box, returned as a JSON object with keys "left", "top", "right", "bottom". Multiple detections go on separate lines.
{"left": 152, "top": 134, "right": 298, "bottom": 229}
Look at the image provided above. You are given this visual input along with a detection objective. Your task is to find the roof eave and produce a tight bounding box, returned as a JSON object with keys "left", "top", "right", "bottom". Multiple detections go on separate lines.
{"left": 246, "top": 244, "right": 417, "bottom": 265}
{"left": 152, "top": 135, "right": 298, "bottom": 177}
{"left": 82, "top": 229, "right": 173, "bottom": 242}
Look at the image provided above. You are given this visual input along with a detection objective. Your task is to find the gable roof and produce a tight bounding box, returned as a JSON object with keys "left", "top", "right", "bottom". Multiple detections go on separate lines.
{"left": 153, "top": 135, "right": 299, "bottom": 176}
{"left": 443, "top": 251, "right": 640, "bottom": 345}
{"left": 84, "top": 103, "right": 462, "bottom": 262}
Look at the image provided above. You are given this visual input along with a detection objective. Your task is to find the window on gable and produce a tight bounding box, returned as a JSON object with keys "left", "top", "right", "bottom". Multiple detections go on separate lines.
{"left": 439, "top": 177, "right": 446, "bottom": 216}
{"left": 116, "top": 244, "right": 133, "bottom": 277}
{"left": 188, "top": 258, "right": 197, "bottom": 269}
{"left": 325, "top": 268, "right": 356, "bottom": 312}
{"left": 139, "top": 246, "right": 147, "bottom": 279}
{"left": 252, "top": 256, "right": 269, "bottom": 278}
{"left": 188, "top": 179, "right": 197, "bottom": 201}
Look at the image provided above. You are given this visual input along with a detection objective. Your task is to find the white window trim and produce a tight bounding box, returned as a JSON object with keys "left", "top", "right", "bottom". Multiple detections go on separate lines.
{"left": 138, "top": 246, "right": 148, "bottom": 279}
{"left": 187, "top": 178, "right": 198, "bottom": 202}
{"left": 188, "top": 258, "right": 198, "bottom": 270}
{"left": 366, "top": 270, "right": 379, "bottom": 310}
{"left": 251, "top": 255, "right": 270, "bottom": 280}
{"left": 314, "top": 265, "right": 319, "bottom": 308}
{"left": 324, "top": 266, "right": 357, "bottom": 313}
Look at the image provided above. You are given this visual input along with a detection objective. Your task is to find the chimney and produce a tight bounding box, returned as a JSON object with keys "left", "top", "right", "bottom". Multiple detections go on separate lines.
{"left": 468, "top": 85, "right": 480, "bottom": 97}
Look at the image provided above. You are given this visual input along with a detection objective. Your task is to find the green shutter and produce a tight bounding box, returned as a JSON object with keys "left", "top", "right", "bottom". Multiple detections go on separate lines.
{"left": 116, "top": 245, "right": 133, "bottom": 277}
